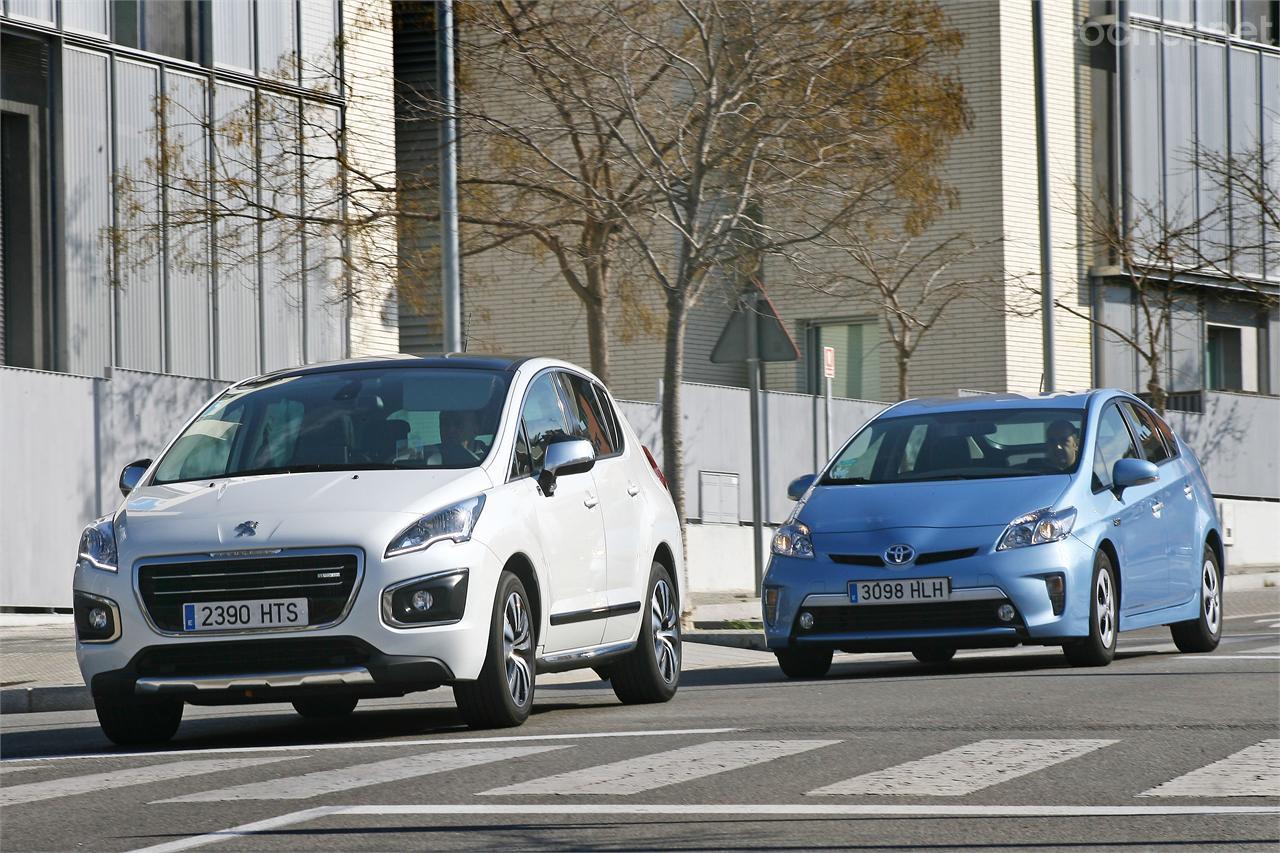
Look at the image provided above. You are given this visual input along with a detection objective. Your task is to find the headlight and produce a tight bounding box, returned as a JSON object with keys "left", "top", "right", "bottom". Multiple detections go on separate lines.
{"left": 997, "top": 506, "right": 1077, "bottom": 551}
{"left": 385, "top": 495, "right": 486, "bottom": 558}
{"left": 77, "top": 517, "right": 118, "bottom": 572}
{"left": 771, "top": 522, "right": 814, "bottom": 559}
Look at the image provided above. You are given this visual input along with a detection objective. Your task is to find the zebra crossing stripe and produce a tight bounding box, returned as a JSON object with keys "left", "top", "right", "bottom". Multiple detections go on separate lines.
{"left": 0, "top": 757, "right": 298, "bottom": 807}
{"left": 156, "top": 745, "right": 568, "bottom": 802}
{"left": 1141, "top": 740, "right": 1280, "bottom": 798}
{"left": 808, "top": 739, "right": 1116, "bottom": 797}
{"left": 481, "top": 740, "right": 837, "bottom": 796}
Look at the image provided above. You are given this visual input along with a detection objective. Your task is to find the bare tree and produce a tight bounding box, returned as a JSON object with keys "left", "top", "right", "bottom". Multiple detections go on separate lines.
{"left": 445, "top": 0, "right": 968, "bottom": 521}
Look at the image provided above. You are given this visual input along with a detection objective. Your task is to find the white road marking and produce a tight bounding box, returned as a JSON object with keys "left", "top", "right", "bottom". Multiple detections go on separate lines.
{"left": 125, "top": 802, "right": 1280, "bottom": 853}
{"left": 0, "top": 726, "right": 737, "bottom": 765}
{"left": 808, "top": 739, "right": 1116, "bottom": 797}
{"left": 1171, "top": 655, "right": 1280, "bottom": 661}
{"left": 157, "top": 745, "right": 568, "bottom": 802}
{"left": 0, "top": 757, "right": 298, "bottom": 807}
{"left": 1141, "top": 740, "right": 1280, "bottom": 798}
{"left": 482, "top": 740, "right": 836, "bottom": 796}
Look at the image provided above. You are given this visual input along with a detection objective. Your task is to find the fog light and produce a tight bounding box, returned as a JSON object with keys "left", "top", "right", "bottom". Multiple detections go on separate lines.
{"left": 997, "top": 603, "right": 1016, "bottom": 623}
{"left": 1044, "top": 573, "right": 1066, "bottom": 615}
{"left": 798, "top": 611, "right": 815, "bottom": 630}
{"left": 88, "top": 607, "right": 109, "bottom": 630}
{"left": 73, "top": 591, "right": 118, "bottom": 642}
{"left": 411, "top": 589, "right": 434, "bottom": 612}
{"left": 383, "top": 570, "right": 469, "bottom": 627}
{"left": 763, "top": 587, "right": 780, "bottom": 627}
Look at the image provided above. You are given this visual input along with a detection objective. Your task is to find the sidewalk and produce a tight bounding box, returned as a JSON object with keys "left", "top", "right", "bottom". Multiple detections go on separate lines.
{"left": 3, "top": 567, "right": 1275, "bottom": 715}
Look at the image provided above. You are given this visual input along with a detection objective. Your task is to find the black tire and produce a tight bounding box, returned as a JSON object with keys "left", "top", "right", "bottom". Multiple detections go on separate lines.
{"left": 1170, "top": 545, "right": 1223, "bottom": 653}
{"left": 94, "top": 695, "right": 183, "bottom": 746}
{"left": 611, "top": 563, "right": 681, "bottom": 705}
{"left": 912, "top": 646, "right": 957, "bottom": 665}
{"left": 292, "top": 695, "right": 358, "bottom": 718}
{"left": 1064, "top": 550, "right": 1119, "bottom": 667}
{"left": 453, "top": 571, "right": 535, "bottom": 728}
{"left": 775, "top": 647, "right": 833, "bottom": 679}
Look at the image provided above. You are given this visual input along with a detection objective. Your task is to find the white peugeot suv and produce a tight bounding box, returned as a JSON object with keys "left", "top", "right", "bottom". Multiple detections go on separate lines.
{"left": 73, "top": 355, "right": 683, "bottom": 744}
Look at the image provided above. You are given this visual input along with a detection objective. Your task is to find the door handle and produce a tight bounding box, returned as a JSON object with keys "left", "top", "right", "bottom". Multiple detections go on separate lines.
{"left": 584, "top": 494, "right": 599, "bottom": 509}
{"left": 1151, "top": 500, "right": 1164, "bottom": 516}
{"left": 1183, "top": 484, "right": 1194, "bottom": 499}
{"left": 627, "top": 483, "right": 640, "bottom": 497}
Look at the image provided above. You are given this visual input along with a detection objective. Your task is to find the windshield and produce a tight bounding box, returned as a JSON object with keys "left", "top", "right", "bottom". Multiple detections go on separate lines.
{"left": 153, "top": 368, "right": 511, "bottom": 485}
{"left": 823, "top": 407, "right": 1085, "bottom": 485}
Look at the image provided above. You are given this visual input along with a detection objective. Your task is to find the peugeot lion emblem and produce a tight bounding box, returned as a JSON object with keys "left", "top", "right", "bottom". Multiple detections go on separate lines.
{"left": 884, "top": 544, "right": 915, "bottom": 565}
{"left": 234, "top": 520, "right": 259, "bottom": 538}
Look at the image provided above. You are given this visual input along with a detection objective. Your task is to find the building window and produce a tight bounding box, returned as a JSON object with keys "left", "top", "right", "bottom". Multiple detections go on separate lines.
{"left": 1129, "top": 0, "right": 1279, "bottom": 44}
{"left": 113, "top": 0, "right": 206, "bottom": 63}
{"left": 1, "top": 31, "right": 54, "bottom": 371}
{"left": 809, "top": 320, "right": 880, "bottom": 401}
{"left": 1205, "top": 323, "right": 1261, "bottom": 391}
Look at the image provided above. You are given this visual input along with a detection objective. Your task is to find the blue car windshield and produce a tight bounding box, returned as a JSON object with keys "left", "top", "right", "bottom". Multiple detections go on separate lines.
{"left": 153, "top": 368, "right": 511, "bottom": 484}
{"left": 823, "top": 408, "right": 1085, "bottom": 485}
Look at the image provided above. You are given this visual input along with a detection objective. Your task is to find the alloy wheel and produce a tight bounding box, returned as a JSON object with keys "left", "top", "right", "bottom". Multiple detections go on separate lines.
{"left": 650, "top": 577, "right": 680, "bottom": 684}
{"left": 503, "top": 591, "right": 533, "bottom": 707}
{"left": 1201, "top": 558, "right": 1221, "bottom": 635}
{"left": 1096, "top": 567, "right": 1116, "bottom": 648}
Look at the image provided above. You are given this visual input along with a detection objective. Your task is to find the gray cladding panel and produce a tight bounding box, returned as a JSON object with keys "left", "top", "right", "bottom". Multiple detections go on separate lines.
{"left": 61, "top": 0, "right": 108, "bottom": 35}
{"left": 1099, "top": 285, "right": 1136, "bottom": 389}
{"left": 259, "top": 93, "right": 302, "bottom": 372}
{"left": 212, "top": 0, "right": 254, "bottom": 72}
{"left": 62, "top": 48, "right": 113, "bottom": 376}
{"left": 164, "top": 71, "right": 213, "bottom": 378}
{"left": 303, "top": 103, "right": 344, "bottom": 363}
{"left": 113, "top": 59, "right": 164, "bottom": 373}
{"left": 6, "top": 0, "right": 54, "bottom": 24}
{"left": 257, "top": 0, "right": 298, "bottom": 82}
{"left": 213, "top": 82, "right": 260, "bottom": 379}
{"left": 300, "top": 0, "right": 338, "bottom": 91}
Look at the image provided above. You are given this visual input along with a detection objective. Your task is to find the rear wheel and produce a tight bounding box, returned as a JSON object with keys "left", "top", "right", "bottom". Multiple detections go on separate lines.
{"left": 1064, "top": 550, "right": 1118, "bottom": 667}
{"left": 610, "top": 563, "right": 681, "bottom": 704}
{"left": 1170, "top": 546, "right": 1223, "bottom": 653}
{"left": 775, "top": 647, "right": 833, "bottom": 679}
{"left": 94, "top": 695, "right": 183, "bottom": 746}
{"left": 292, "top": 695, "right": 358, "bottom": 718}
{"left": 911, "top": 646, "right": 957, "bottom": 665}
{"left": 453, "top": 572, "right": 535, "bottom": 728}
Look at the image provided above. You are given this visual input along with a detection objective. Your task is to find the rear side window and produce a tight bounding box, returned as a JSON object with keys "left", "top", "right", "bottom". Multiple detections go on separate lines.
{"left": 557, "top": 372, "right": 618, "bottom": 457}
{"left": 1120, "top": 401, "right": 1172, "bottom": 464}
{"left": 1093, "top": 404, "right": 1140, "bottom": 492}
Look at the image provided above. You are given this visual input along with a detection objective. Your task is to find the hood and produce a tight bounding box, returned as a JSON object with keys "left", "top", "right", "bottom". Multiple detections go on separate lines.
{"left": 116, "top": 468, "right": 493, "bottom": 554}
{"left": 798, "top": 475, "right": 1072, "bottom": 533}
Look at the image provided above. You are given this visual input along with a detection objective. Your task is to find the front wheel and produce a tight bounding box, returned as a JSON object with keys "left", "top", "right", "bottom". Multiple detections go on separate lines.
{"left": 1063, "top": 550, "right": 1118, "bottom": 667}
{"left": 94, "top": 695, "right": 183, "bottom": 746}
{"left": 1170, "top": 546, "right": 1223, "bottom": 653}
{"left": 610, "top": 563, "right": 681, "bottom": 704}
{"left": 452, "top": 572, "right": 535, "bottom": 728}
{"left": 775, "top": 647, "right": 833, "bottom": 679}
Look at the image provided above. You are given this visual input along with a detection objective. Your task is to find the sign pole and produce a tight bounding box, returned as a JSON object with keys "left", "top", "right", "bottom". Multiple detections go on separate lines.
{"left": 746, "top": 292, "right": 765, "bottom": 593}
{"left": 823, "top": 345, "right": 835, "bottom": 463}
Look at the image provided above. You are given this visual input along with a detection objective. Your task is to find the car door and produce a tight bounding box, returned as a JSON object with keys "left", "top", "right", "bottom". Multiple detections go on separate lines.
{"left": 1088, "top": 402, "right": 1166, "bottom": 616}
{"left": 1121, "top": 400, "right": 1193, "bottom": 607}
{"left": 557, "top": 372, "right": 646, "bottom": 645}
{"left": 519, "top": 371, "right": 608, "bottom": 652}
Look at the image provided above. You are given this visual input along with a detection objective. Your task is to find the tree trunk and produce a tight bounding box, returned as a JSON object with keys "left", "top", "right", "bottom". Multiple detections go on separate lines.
{"left": 1146, "top": 358, "right": 1166, "bottom": 415}
{"left": 585, "top": 295, "right": 610, "bottom": 385}
{"left": 896, "top": 346, "right": 910, "bottom": 400}
{"left": 661, "top": 295, "right": 689, "bottom": 525}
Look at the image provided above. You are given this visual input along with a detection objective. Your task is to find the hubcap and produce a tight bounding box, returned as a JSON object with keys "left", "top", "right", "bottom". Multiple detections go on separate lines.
{"left": 1202, "top": 559, "right": 1221, "bottom": 635}
{"left": 651, "top": 578, "right": 680, "bottom": 684}
{"left": 1096, "top": 569, "right": 1116, "bottom": 648}
{"left": 502, "top": 591, "right": 533, "bottom": 707}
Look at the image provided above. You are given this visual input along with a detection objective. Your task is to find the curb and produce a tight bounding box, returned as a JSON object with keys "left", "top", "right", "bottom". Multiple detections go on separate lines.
{"left": 0, "top": 685, "right": 93, "bottom": 715}
{"left": 1224, "top": 571, "right": 1279, "bottom": 591}
{"left": 684, "top": 630, "right": 768, "bottom": 652}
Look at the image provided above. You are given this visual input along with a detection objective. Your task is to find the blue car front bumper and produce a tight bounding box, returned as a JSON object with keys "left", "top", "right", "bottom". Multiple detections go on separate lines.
{"left": 762, "top": 529, "right": 1097, "bottom": 652}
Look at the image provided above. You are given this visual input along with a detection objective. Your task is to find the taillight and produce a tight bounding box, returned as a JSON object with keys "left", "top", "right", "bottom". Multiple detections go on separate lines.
{"left": 642, "top": 446, "right": 668, "bottom": 491}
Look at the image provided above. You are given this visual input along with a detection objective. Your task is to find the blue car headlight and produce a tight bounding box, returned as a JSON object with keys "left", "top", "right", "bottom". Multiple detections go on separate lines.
{"left": 997, "top": 506, "right": 1077, "bottom": 551}
{"left": 771, "top": 522, "right": 814, "bottom": 559}
{"left": 77, "top": 517, "right": 118, "bottom": 573}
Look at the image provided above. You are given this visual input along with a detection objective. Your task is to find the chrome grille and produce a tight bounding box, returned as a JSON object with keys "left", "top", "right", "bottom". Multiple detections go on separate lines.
{"left": 138, "top": 553, "right": 360, "bottom": 633}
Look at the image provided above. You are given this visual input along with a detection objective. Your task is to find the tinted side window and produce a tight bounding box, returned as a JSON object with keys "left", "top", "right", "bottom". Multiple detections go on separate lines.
{"left": 1121, "top": 402, "right": 1171, "bottom": 464}
{"left": 1093, "top": 404, "right": 1140, "bottom": 491}
{"left": 520, "top": 373, "right": 570, "bottom": 474}
{"left": 592, "top": 382, "right": 625, "bottom": 453}
{"left": 558, "top": 373, "right": 618, "bottom": 457}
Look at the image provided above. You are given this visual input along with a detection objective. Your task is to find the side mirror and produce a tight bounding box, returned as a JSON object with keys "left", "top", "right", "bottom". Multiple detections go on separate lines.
{"left": 537, "top": 438, "right": 596, "bottom": 496}
{"left": 1112, "top": 457, "right": 1158, "bottom": 492}
{"left": 119, "top": 459, "right": 153, "bottom": 497}
{"left": 787, "top": 474, "right": 817, "bottom": 501}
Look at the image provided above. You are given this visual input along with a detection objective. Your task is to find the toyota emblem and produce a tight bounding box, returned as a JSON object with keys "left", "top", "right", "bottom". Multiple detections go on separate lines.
{"left": 884, "top": 544, "right": 915, "bottom": 565}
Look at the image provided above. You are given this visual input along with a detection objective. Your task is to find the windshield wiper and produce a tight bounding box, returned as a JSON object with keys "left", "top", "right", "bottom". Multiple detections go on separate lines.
{"left": 224, "top": 463, "right": 411, "bottom": 477}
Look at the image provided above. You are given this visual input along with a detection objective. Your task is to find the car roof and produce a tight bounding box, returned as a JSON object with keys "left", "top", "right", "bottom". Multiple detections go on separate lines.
{"left": 883, "top": 390, "right": 1104, "bottom": 418}
{"left": 237, "top": 353, "right": 598, "bottom": 387}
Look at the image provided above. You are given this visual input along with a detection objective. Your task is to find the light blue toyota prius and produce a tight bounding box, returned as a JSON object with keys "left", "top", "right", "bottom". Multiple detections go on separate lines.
{"left": 763, "top": 390, "right": 1224, "bottom": 677}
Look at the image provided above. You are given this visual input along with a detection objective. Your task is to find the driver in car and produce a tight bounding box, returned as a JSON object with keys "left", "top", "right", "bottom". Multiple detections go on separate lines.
{"left": 1046, "top": 419, "right": 1080, "bottom": 472}
{"left": 439, "top": 410, "right": 484, "bottom": 465}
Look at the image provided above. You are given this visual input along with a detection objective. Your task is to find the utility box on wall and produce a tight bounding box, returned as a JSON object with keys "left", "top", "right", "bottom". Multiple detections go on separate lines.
{"left": 699, "top": 471, "right": 740, "bottom": 524}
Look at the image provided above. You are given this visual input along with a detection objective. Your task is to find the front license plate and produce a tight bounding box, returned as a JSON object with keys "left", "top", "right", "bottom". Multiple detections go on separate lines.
{"left": 182, "top": 598, "right": 308, "bottom": 631}
{"left": 849, "top": 578, "right": 950, "bottom": 605}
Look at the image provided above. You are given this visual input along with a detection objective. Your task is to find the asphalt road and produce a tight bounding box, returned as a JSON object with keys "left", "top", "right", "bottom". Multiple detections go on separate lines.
{"left": 2, "top": 589, "right": 1277, "bottom": 852}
